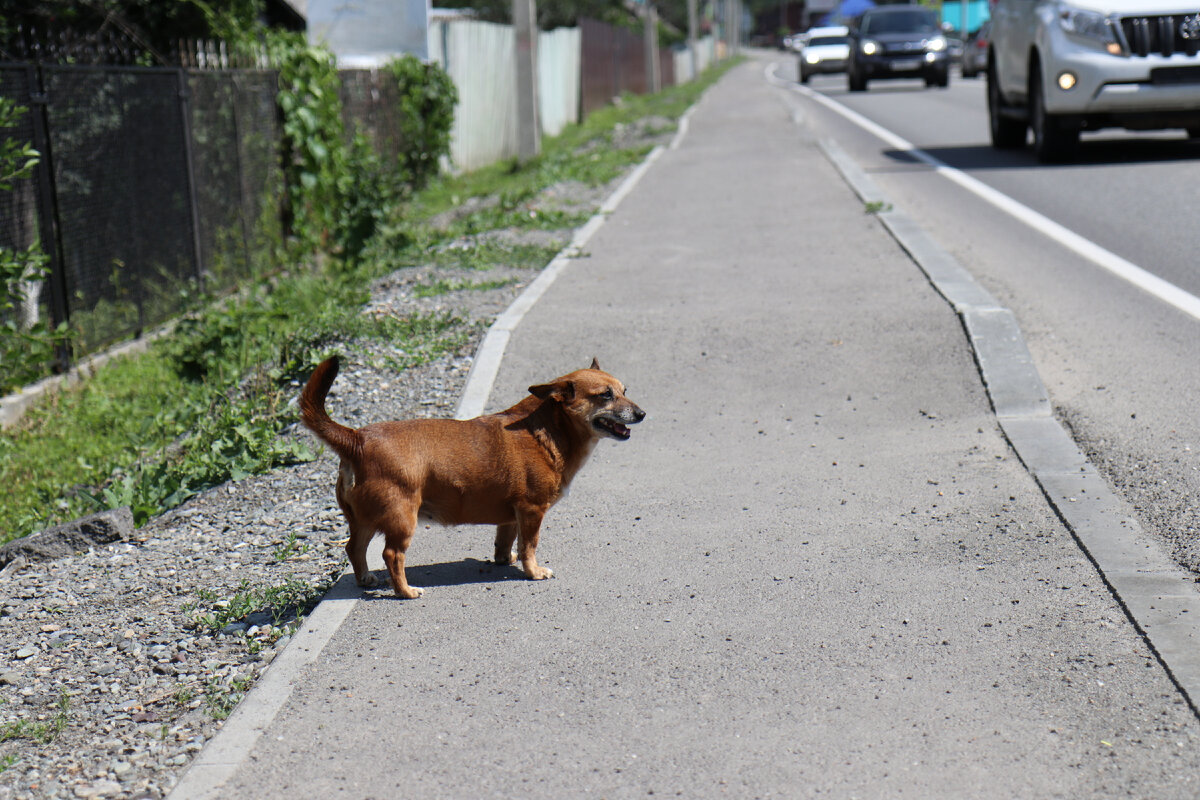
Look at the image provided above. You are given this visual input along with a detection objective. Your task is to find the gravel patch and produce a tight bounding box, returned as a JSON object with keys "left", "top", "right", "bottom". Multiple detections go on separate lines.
{"left": 1058, "top": 405, "right": 1200, "bottom": 574}
{"left": 0, "top": 169, "right": 630, "bottom": 799}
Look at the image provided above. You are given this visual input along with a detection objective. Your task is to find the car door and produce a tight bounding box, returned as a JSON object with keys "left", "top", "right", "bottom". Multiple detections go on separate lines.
{"left": 992, "top": 0, "right": 1035, "bottom": 100}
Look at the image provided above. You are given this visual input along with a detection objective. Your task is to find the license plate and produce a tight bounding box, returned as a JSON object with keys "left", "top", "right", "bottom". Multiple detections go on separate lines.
{"left": 890, "top": 59, "right": 920, "bottom": 71}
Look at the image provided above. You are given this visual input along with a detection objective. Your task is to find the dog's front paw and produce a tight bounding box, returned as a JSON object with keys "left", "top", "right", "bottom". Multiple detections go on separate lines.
{"left": 523, "top": 564, "right": 554, "bottom": 581}
{"left": 356, "top": 572, "right": 379, "bottom": 588}
{"left": 395, "top": 586, "right": 425, "bottom": 599}
{"left": 494, "top": 551, "right": 517, "bottom": 566}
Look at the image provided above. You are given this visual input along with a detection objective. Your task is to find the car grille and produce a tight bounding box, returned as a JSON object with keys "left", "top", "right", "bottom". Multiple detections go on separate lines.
{"left": 882, "top": 41, "right": 925, "bottom": 54}
{"left": 1119, "top": 14, "right": 1200, "bottom": 57}
{"left": 1149, "top": 65, "right": 1200, "bottom": 83}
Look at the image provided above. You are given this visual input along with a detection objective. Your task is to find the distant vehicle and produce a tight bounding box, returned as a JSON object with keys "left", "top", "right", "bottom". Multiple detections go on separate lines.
{"left": 944, "top": 29, "right": 965, "bottom": 63}
{"left": 961, "top": 21, "right": 990, "bottom": 78}
{"left": 847, "top": 5, "right": 951, "bottom": 91}
{"left": 798, "top": 25, "right": 852, "bottom": 83}
{"left": 989, "top": 0, "right": 1200, "bottom": 161}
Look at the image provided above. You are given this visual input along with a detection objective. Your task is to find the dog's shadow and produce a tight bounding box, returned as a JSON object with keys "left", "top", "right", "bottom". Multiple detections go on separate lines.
{"left": 359, "top": 557, "right": 527, "bottom": 599}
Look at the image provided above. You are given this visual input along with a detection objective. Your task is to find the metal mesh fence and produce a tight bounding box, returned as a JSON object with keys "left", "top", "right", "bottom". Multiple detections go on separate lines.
{"left": 339, "top": 69, "right": 403, "bottom": 170}
{"left": 42, "top": 66, "right": 197, "bottom": 351}
{"left": 0, "top": 61, "right": 290, "bottom": 368}
{"left": 0, "top": 59, "right": 411, "bottom": 381}
{"left": 228, "top": 71, "right": 284, "bottom": 275}
{"left": 188, "top": 69, "right": 283, "bottom": 290}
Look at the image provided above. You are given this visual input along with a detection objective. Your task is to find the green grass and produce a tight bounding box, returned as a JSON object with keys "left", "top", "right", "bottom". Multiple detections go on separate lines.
{"left": 0, "top": 57, "right": 740, "bottom": 546}
{"left": 410, "top": 57, "right": 741, "bottom": 223}
{"left": 413, "top": 277, "right": 521, "bottom": 299}
{"left": 204, "top": 675, "right": 254, "bottom": 721}
{"left": 0, "top": 692, "right": 69, "bottom": 746}
{"left": 186, "top": 576, "right": 331, "bottom": 635}
{"left": 423, "top": 240, "right": 564, "bottom": 272}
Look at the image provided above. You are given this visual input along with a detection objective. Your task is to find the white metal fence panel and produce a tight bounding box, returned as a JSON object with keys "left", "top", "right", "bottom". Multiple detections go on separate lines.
{"left": 697, "top": 36, "right": 716, "bottom": 73}
{"left": 430, "top": 20, "right": 518, "bottom": 172}
{"left": 670, "top": 36, "right": 715, "bottom": 84}
{"left": 673, "top": 47, "right": 693, "bottom": 84}
{"left": 428, "top": 22, "right": 716, "bottom": 173}
{"left": 537, "top": 27, "right": 581, "bottom": 138}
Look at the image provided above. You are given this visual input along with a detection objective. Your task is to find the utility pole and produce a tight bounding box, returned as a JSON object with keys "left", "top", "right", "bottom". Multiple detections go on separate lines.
{"left": 643, "top": 3, "right": 661, "bottom": 93}
{"left": 687, "top": 0, "right": 698, "bottom": 79}
{"left": 513, "top": 0, "right": 540, "bottom": 161}
{"left": 732, "top": 0, "right": 740, "bottom": 53}
{"left": 724, "top": 0, "right": 738, "bottom": 55}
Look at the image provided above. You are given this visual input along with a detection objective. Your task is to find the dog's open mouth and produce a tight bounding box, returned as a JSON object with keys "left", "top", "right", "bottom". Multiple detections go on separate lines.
{"left": 594, "top": 416, "right": 632, "bottom": 440}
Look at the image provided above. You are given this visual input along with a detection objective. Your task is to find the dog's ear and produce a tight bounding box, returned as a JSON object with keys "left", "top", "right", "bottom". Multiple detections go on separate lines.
{"left": 529, "top": 380, "right": 575, "bottom": 402}
{"left": 590, "top": 357, "right": 601, "bottom": 371}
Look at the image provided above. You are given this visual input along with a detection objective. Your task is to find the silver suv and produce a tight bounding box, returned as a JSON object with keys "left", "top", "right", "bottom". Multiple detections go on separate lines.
{"left": 988, "top": 0, "right": 1200, "bottom": 161}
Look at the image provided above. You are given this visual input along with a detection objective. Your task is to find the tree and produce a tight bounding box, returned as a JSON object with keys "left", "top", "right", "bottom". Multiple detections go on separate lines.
{"left": 0, "top": 0, "right": 265, "bottom": 64}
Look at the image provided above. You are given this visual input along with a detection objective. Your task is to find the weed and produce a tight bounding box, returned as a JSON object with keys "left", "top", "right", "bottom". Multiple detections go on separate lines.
{"left": 272, "top": 531, "right": 310, "bottom": 562}
{"left": 413, "top": 277, "right": 520, "bottom": 299}
{"left": 204, "top": 674, "right": 254, "bottom": 721}
{"left": 0, "top": 691, "right": 69, "bottom": 745}
{"left": 188, "top": 576, "right": 331, "bottom": 635}
{"left": 422, "top": 240, "right": 562, "bottom": 272}
{"left": 864, "top": 200, "right": 893, "bottom": 214}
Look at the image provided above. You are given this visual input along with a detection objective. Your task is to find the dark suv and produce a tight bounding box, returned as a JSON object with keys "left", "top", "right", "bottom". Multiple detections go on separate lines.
{"left": 847, "top": 5, "right": 951, "bottom": 91}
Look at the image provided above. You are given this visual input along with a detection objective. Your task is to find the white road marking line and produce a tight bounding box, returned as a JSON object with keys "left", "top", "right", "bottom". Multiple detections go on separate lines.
{"left": 769, "top": 61, "right": 1200, "bottom": 323}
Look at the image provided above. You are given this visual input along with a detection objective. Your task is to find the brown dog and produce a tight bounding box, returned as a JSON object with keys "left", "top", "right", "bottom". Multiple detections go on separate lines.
{"left": 299, "top": 356, "right": 645, "bottom": 598}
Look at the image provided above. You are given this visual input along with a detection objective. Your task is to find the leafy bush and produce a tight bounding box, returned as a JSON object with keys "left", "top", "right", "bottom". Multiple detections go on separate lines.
{"left": 265, "top": 38, "right": 456, "bottom": 264}
{"left": 385, "top": 55, "right": 458, "bottom": 190}
{"left": 269, "top": 33, "right": 349, "bottom": 255}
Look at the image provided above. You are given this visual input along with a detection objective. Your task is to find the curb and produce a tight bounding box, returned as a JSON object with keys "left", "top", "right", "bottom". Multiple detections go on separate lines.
{"left": 812, "top": 127, "right": 1200, "bottom": 717}
{"left": 166, "top": 108, "right": 697, "bottom": 800}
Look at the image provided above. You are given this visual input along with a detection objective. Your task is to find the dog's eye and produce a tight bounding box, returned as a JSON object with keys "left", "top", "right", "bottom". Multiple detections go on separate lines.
{"left": 600, "top": 388, "right": 614, "bottom": 401}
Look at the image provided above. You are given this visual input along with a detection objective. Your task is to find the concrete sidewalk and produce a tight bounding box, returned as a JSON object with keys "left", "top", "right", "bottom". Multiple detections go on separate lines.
{"left": 182, "top": 57, "right": 1200, "bottom": 797}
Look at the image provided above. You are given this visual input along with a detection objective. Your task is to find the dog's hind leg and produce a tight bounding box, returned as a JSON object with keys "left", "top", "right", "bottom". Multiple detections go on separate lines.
{"left": 515, "top": 506, "right": 553, "bottom": 581}
{"left": 494, "top": 522, "right": 518, "bottom": 565}
{"left": 380, "top": 503, "right": 424, "bottom": 599}
{"left": 345, "top": 518, "right": 378, "bottom": 588}
{"left": 337, "top": 477, "right": 378, "bottom": 588}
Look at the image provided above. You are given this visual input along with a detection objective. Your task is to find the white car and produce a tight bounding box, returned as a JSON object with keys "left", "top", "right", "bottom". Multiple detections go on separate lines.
{"left": 798, "top": 25, "right": 852, "bottom": 83}
{"left": 988, "top": 0, "right": 1200, "bottom": 161}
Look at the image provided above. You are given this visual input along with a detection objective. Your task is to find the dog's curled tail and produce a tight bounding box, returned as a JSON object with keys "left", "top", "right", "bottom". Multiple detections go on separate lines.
{"left": 299, "top": 356, "right": 362, "bottom": 462}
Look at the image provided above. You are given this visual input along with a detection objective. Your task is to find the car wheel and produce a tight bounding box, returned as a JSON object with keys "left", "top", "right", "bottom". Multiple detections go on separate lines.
{"left": 1029, "top": 61, "right": 1078, "bottom": 163}
{"left": 848, "top": 69, "right": 867, "bottom": 92}
{"left": 800, "top": 69, "right": 811, "bottom": 84}
{"left": 988, "top": 62, "right": 1027, "bottom": 149}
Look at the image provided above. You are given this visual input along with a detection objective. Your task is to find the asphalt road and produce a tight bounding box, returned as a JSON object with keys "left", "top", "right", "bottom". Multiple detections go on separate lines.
{"left": 788, "top": 60, "right": 1200, "bottom": 584}
{"left": 800, "top": 67, "right": 1200, "bottom": 295}
{"left": 176, "top": 56, "right": 1200, "bottom": 798}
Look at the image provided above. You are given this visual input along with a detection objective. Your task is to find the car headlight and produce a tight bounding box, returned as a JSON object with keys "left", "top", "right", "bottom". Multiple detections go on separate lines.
{"left": 925, "top": 35, "right": 947, "bottom": 52}
{"left": 861, "top": 39, "right": 879, "bottom": 55}
{"left": 805, "top": 52, "right": 821, "bottom": 63}
{"left": 1056, "top": 3, "right": 1123, "bottom": 54}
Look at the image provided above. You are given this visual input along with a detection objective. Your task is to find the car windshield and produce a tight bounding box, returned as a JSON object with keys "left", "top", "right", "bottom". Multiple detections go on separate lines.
{"left": 808, "top": 36, "right": 848, "bottom": 46}
{"left": 861, "top": 10, "right": 939, "bottom": 35}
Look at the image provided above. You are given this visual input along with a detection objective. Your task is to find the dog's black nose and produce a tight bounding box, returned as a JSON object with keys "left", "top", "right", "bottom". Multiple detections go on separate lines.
{"left": 633, "top": 406, "right": 646, "bottom": 422}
